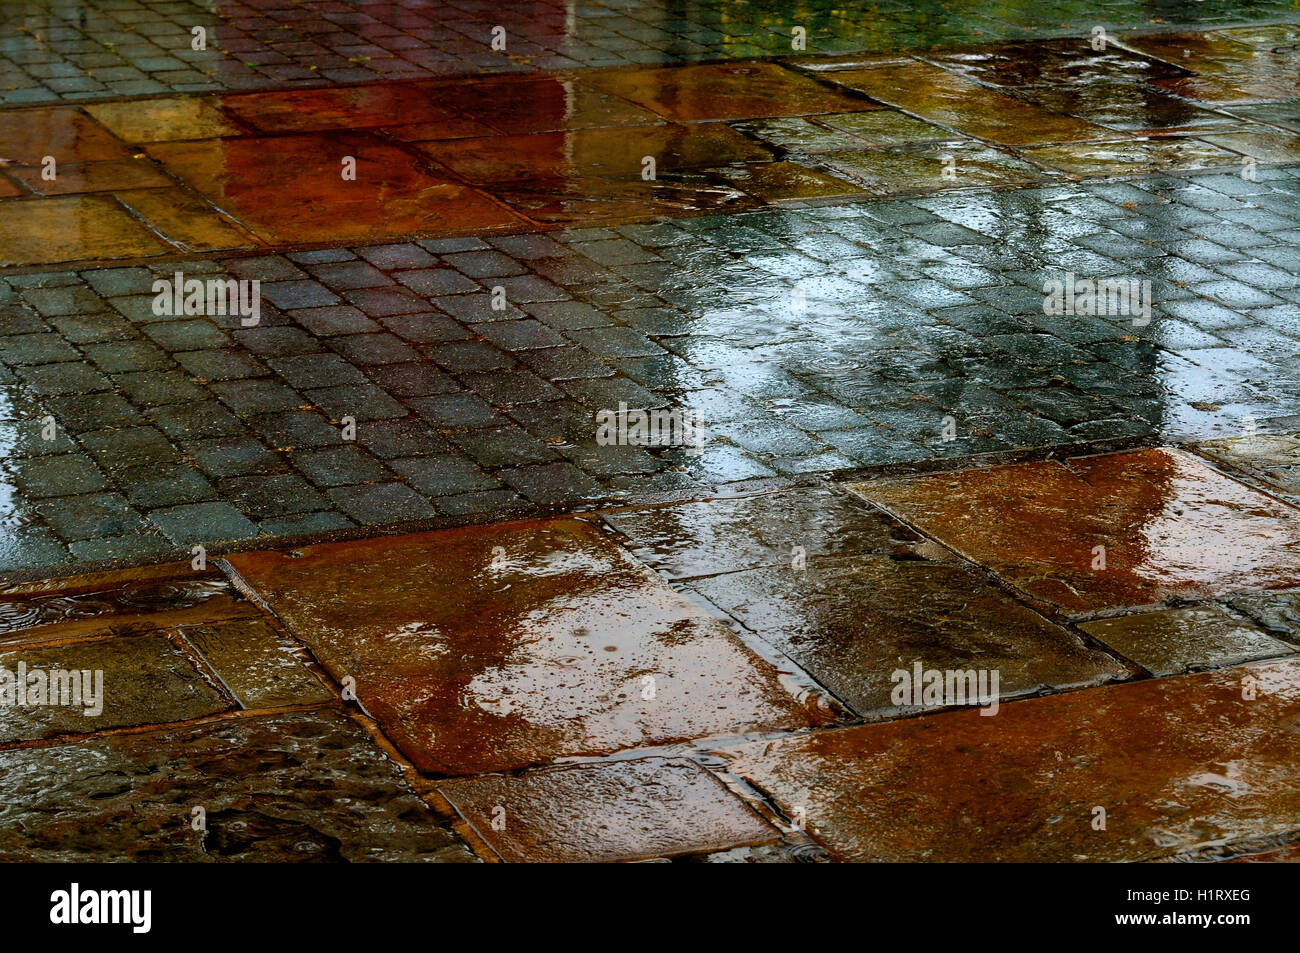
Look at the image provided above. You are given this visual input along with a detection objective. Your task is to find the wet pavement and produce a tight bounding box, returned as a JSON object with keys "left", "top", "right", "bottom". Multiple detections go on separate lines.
{"left": 3, "top": 0, "right": 1300, "bottom": 863}
{"left": 4, "top": 449, "right": 1300, "bottom": 861}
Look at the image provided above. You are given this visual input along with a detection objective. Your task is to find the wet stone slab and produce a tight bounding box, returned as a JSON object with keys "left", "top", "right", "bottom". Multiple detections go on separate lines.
{"left": 0, "top": 563, "right": 259, "bottom": 647}
{"left": 585, "top": 62, "right": 876, "bottom": 123}
{"left": 0, "top": 633, "right": 230, "bottom": 743}
{"left": 824, "top": 62, "right": 1111, "bottom": 145}
{"left": 1194, "top": 433, "right": 1300, "bottom": 501}
{"left": 853, "top": 448, "right": 1300, "bottom": 615}
{"left": 717, "top": 657, "right": 1300, "bottom": 861}
{"left": 440, "top": 757, "right": 780, "bottom": 862}
{"left": 227, "top": 519, "right": 821, "bottom": 776}
{"left": 602, "top": 487, "right": 929, "bottom": 580}
{"left": 1079, "top": 603, "right": 1296, "bottom": 676}
{"left": 0, "top": 710, "right": 475, "bottom": 862}
{"left": 689, "top": 555, "right": 1129, "bottom": 718}
{"left": 1226, "top": 589, "right": 1300, "bottom": 645}
{"left": 179, "top": 617, "right": 333, "bottom": 709}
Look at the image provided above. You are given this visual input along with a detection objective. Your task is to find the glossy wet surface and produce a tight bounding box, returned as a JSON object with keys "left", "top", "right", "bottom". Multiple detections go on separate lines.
{"left": 1, "top": 468, "right": 1299, "bottom": 860}
{"left": 439, "top": 757, "right": 782, "bottom": 862}
{"left": 717, "top": 656, "right": 1300, "bottom": 862}
{"left": 5, "top": 1, "right": 1300, "bottom": 864}
{"left": 3, "top": 171, "right": 1300, "bottom": 571}
{"left": 855, "top": 448, "right": 1300, "bottom": 615}
{"left": 225, "top": 518, "right": 824, "bottom": 775}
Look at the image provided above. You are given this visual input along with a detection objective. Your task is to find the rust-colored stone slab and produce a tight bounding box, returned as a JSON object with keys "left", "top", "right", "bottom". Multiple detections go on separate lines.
{"left": 226, "top": 520, "right": 819, "bottom": 776}
{"left": 690, "top": 555, "right": 1128, "bottom": 718}
{"left": 148, "top": 133, "right": 521, "bottom": 243}
{"left": 7, "top": 158, "right": 173, "bottom": 195}
{"left": 114, "top": 187, "right": 259, "bottom": 252}
{"left": 421, "top": 124, "right": 770, "bottom": 185}
{"left": 587, "top": 62, "right": 874, "bottom": 122}
{"left": 0, "top": 710, "right": 475, "bottom": 862}
{"left": 440, "top": 757, "right": 780, "bottom": 862}
{"left": 180, "top": 618, "right": 333, "bottom": 709}
{"left": 826, "top": 63, "right": 1112, "bottom": 145}
{"left": 0, "top": 633, "right": 230, "bottom": 743}
{"left": 85, "top": 97, "right": 244, "bottom": 143}
{"left": 0, "top": 195, "right": 171, "bottom": 266}
{"left": 430, "top": 76, "right": 663, "bottom": 134}
{"left": 222, "top": 82, "right": 458, "bottom": 133}
{"left": 603, "top": 487, "right": 927, "bottom": 581}
{"left": 719, "top": 657, "right": 1300, "bottom": 861}
{"left": 0, "top": 107, "right": 130, "bottom": 164}
{"left": 853, "top": 448, "right": 1300, "bottom": 615}
{"left": 1079, "top": 603, "right": 1295, "bottom": 676}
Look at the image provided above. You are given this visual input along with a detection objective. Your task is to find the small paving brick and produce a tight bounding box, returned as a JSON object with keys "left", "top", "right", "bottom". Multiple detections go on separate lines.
{"left": 173, "top": 349, "right": 267, "bottom": 380}
{"left": 246, "top": 410, "right": 346, "bottom": 449}
{"left": 11, "top": 454, "right": 106, "bottom": 498}
{"left": 268, "top": 353, "right": 369, "bottom": 388}
{"left": 326, "top": 482, "right": 438, "bottom": 523}
{"left": 459, "top": 369, "right": 561, "bottom": 405}
{"left": 148, "top": 500, "right": 260, "bottom": 544}
{"left": 450, "top": 424, "right": 558, "bottom": 468}
{"left": 304, "top": 383, "right": 406, "bottom": 420}
{"left": 389, "top": 454, "right": 499, "bottom": 495}
{"left": 357, "top": 243, "right": 437, "bottom": 269}
{"left": 80, "top": 425, "right": 180, "bottom": 470}
{"left": 184, "top": 435, "right": 281, "bottom": 478}
{"left": 147, "top": 401, "right": 245, "bottom": 439}
{"left": 476, "top": 319, "right": 564, "bottom": 351}
{"left": 290, "top": 304, "right": 381, "bottom": 336}
{"left": 499, "top": 461, "right": 605, "bottom": 503}
{"left": 232, "top": 326, "right": 323, "bottom": 357}
{"left": 393, "top": 268, "right": 478, "bottom": 297}
{"left": 378, "top": 311, "right": 470, "bottom": 344}
{"left": 327, "top": 332, "right": 419, "bottom": 365}
{"left": 219, "top": 472, "right": 329, "bottom": 518}
{"left": 258, "top": 279, "right": 339, "bottom": 310}
{"left": 37, "top": 491, "right": 147, "bottom": 540}
{"left": 118, "top": 463, "right": 217, "bottom": 508}
{"left": 292, "top": 446, "right": 391, "bottom": 487}
{"left": 364, "top": 362, "right": 458, "bottom": 398}
{"left": 211, "top": 379, "right": 304, "bottom": 415}
{"left": 353, "top": 417, "right": 449, "bottom": 459}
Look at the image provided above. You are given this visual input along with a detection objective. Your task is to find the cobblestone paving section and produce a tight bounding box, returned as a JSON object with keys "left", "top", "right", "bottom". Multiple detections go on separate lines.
{"left": 1, "top": 0, "right": 1298, "bottom": 103}
{"left": 1, "top": 165, "right": 1299, "bottom": 573}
